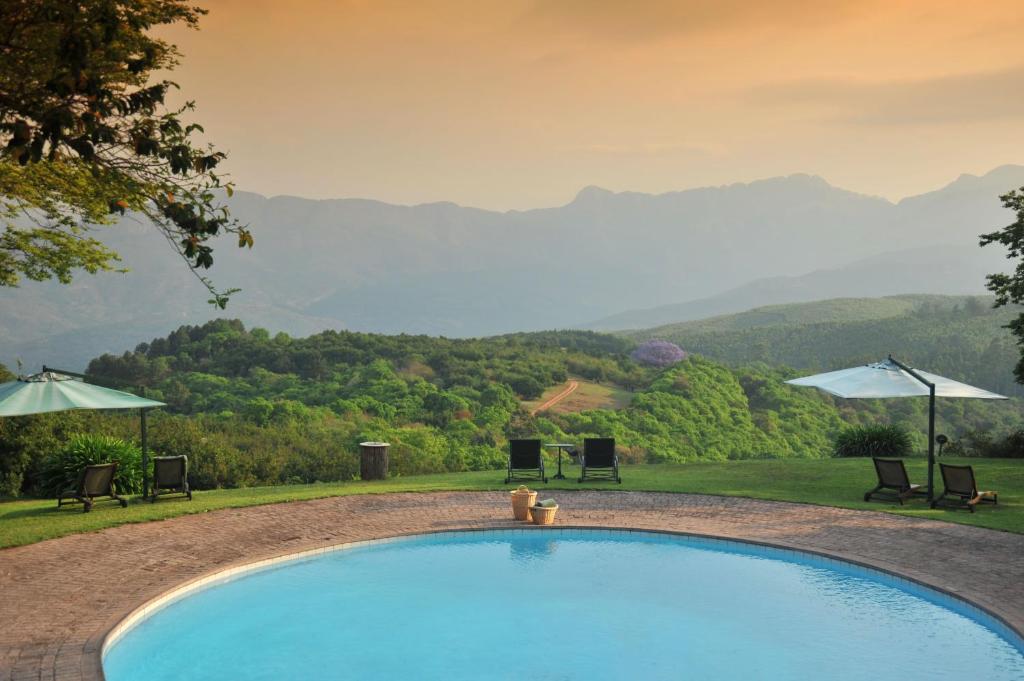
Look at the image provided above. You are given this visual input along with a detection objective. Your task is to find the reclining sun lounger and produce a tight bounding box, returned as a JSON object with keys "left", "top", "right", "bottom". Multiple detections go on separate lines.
{"left": 57, "top": 462, "right": 128, "bottom": 512}
{"left": 505, "top": 439, "right": 546, "bottom": 484}
{"left": 863, "top": 457, "right": 926, "bottom": 505}
{"left": 578, "top": 438, "right": 621, "bottom": 484}
{"left": 151, "top": 455, "right": 192, "bottom": 502}
{"left": 931, "top": 463, "right": 997, "bottom": 512}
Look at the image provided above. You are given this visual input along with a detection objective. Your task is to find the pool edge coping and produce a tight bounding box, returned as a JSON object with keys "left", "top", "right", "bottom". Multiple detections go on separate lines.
{"left": 98, "top": 524, "right": 1024, "bottom": 676}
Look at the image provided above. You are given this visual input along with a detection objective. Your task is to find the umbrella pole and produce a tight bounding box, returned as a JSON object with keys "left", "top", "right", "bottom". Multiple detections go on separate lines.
{"left": 141, "top": 407, "right": 149, "bottom": 500}
{"left": 888, "top": 356, "right": 937, "bottom": 499}
{"left": 927, "top": 386, "right": 935, "bottom": 501}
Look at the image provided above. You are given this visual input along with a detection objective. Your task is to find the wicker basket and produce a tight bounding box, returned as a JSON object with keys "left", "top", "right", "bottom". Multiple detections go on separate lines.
{"left": 510, "top": 486, "right": 537, "bottom": 521}
{"left": 530, "top": 504, "right": 559, "bottom": 525}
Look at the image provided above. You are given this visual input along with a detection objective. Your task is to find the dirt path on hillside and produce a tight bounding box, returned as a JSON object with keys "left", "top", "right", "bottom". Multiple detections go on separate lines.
{"left": 530, "top": 380, "right": 579, "bottom": 415}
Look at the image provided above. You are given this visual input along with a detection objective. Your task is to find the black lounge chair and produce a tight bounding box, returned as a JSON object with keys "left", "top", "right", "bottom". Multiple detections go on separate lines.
{"left": 863, "top": 457, "right": 926, "bottom": 505}
{"left": 57, "top": 462, "right": 128, "bottom": 512}
{"left": 578, "top": 438, "right": 620, "bottom": 483}
{"left": 505, "top": 439, "right": 546, "bottom": 484}
{"left": 931, "top": 463, "right": 997, "bottom": 512}
{"left": 151, "top": 455, "right": 192, "bottom": 502}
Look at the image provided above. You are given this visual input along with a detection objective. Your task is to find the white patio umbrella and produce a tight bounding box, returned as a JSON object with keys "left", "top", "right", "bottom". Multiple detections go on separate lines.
{"left": 0, "top": 370, "right": 165, "bottom": 496}
{"left": 786, "top": 356, "right": 1007, "bottom": 498}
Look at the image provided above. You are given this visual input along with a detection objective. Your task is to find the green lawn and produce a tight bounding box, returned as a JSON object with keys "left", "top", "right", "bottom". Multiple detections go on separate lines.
{"left": 2, "top": 457, "right": 1022, "bottom": 549}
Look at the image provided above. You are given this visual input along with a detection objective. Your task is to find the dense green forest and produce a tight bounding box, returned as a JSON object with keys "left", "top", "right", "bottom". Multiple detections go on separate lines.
{"left": 629, "top": 295, "right": 1023, "bottom": 397}
{"left": 2, "top": 314, "right": 1022, "bottom": 497}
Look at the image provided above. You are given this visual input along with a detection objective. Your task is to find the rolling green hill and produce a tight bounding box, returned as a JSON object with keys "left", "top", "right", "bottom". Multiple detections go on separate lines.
{"left": 4, "top": 313, "right": 1023, "bottom": 499}
{"left": 627, "top": 295, "right": 1023, "bottom": 397}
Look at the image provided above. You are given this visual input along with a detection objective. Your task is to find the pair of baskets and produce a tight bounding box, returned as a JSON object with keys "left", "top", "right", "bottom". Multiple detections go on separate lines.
{"left": 510, "top": 486, "right": 558, "bottom": 525}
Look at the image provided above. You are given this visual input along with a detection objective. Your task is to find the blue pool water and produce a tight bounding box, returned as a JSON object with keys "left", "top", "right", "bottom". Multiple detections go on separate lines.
{"left": 104, "top": 530, "right": 1024, "bottom": 681}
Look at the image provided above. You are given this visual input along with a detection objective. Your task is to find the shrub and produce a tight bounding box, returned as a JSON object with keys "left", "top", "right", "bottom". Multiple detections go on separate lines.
{"left": 616, "top": 444, "right": 648, "bottom": 464}
{"left": 40, "top": 434, "right": 143, "bottom": 496}
{"left": 150, "top": 417, "right": 275, "bottom": 489}
{"left": 464, "top": 444, "right": 506, "bottom": 471}
{"left": 958, "top": 430, "right": 1024, "bottom": 458}
{"left": 0, "top": 416, "right": 38, "bottom": 496}
{"left": 631, "top": 340, "right": 688, "bottom": 367}
{"left": 833, "top": 424, "right": 912, "bottom": 458}
{"left": 509, "top": 376, "right": 543, "bottom": 400}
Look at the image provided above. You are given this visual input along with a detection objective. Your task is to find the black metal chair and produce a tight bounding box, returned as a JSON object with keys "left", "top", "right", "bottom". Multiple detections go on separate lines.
{"left": 863, "top": 457, "right": 926, "bottom": 505}
{"left": 151, "top": 455, "right": 192, "bottom": 502}
{"left": 931, "top": 463, "right": 997, "bottom": 512}
{"left": 578, "top": 438, "right": 620, "bottom": 483}
{"left": 57, "top": 462, "right": 128, "bottom": 512}
{"left": 505, "top": 439, "right": 546, "bottom": 484}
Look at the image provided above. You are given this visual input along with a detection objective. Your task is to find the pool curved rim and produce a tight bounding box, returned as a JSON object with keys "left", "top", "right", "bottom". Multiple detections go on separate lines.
{"left": 100, "top": 524, "right": 1024, "bottom": 671}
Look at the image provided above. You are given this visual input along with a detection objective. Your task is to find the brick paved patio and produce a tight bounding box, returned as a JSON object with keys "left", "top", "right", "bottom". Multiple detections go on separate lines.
{"left": 2, "top": 491, "right": 1023, "bottom": 680}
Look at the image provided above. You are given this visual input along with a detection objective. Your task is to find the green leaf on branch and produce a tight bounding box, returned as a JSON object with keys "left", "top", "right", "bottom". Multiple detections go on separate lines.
{"left": 0, "top": 0, "right": 249, "bottom": 307}
{"left": 980, "top": 187, "right": 1024, "bottom": 383}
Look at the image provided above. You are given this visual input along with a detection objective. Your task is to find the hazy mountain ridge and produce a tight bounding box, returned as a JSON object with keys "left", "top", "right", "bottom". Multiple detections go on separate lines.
{"left": 635, "top": 295, "right": 943, "bottom": 334}
{"left": 583, "top": 243, "right": 1009, "bottom": 330}
{"left": 627, "top": 294, "right": 979, "bottom": 335}
{"left": 2, "top": 165, "right": 1023, "bottom": 371}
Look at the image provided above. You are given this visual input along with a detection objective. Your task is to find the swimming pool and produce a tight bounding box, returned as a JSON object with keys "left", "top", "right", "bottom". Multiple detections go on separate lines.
{"left": 103, "top": 529, "right": 1024, "bottom": 680}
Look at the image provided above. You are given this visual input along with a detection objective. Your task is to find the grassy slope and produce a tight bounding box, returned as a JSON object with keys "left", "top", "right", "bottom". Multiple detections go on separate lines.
{"left": 523, "top": 378, "right": 633, "bottom": 414}
{"left": 2, "top": 458, "right": 1021, "bottom": 549}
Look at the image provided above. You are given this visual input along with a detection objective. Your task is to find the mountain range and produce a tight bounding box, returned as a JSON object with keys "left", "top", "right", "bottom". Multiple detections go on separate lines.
{"left": 2, "top": 164, "right": 1023, "bottom": 371}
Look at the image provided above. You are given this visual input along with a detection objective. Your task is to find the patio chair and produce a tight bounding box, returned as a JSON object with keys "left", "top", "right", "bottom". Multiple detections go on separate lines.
{"left": 57, "top": 462, "right": 128, "bottom": 512}
{"left": 931, "top": 463, "right": 997, "bottom": 512}
{"left": 578, "top": 438, "right": 621, "bottom": 483}
{"left": 863, "top": 457, "right": 926, "bottom": 505}
{"left": 151, "top": 455, "right": 192, "bottom": 502}
{"left": 505, "top": 439, "right": 546, "bottom": 484}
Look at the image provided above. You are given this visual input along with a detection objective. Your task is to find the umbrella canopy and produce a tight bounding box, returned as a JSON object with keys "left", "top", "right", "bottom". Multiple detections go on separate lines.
{"left": 0, "top": 371, "right": 165, "bottom": 416}
{"left": 785, "top": 358, "right": 1007, "bottom": 400}
{"left": 786, "top": 357, "right": 1007, "bottom": 500}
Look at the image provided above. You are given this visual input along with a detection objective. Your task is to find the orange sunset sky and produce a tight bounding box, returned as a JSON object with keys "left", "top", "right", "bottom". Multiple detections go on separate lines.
{"left": 164, "top": 0, "right": 1024, "bottom": 210}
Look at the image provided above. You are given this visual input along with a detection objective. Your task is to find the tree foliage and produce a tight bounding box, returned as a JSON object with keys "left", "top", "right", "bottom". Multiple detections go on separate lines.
{"left": 980, "top": 187, "right": 1024, "bottom": 382}
{"left": 0, "top": 0, "right": 251, "bottom": 305}
{"left": 3, "top": 320, "right": 1022, "bottom": 497}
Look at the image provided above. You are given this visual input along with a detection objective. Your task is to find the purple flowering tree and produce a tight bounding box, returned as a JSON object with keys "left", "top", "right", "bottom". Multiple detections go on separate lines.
{"left": 631, "top": 339, "right": 688, "bottom": 367}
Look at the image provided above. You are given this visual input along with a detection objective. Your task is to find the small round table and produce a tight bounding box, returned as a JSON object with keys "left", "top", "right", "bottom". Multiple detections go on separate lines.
{"left": 544, "top": 443, "right": 575, "bottom": 480}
